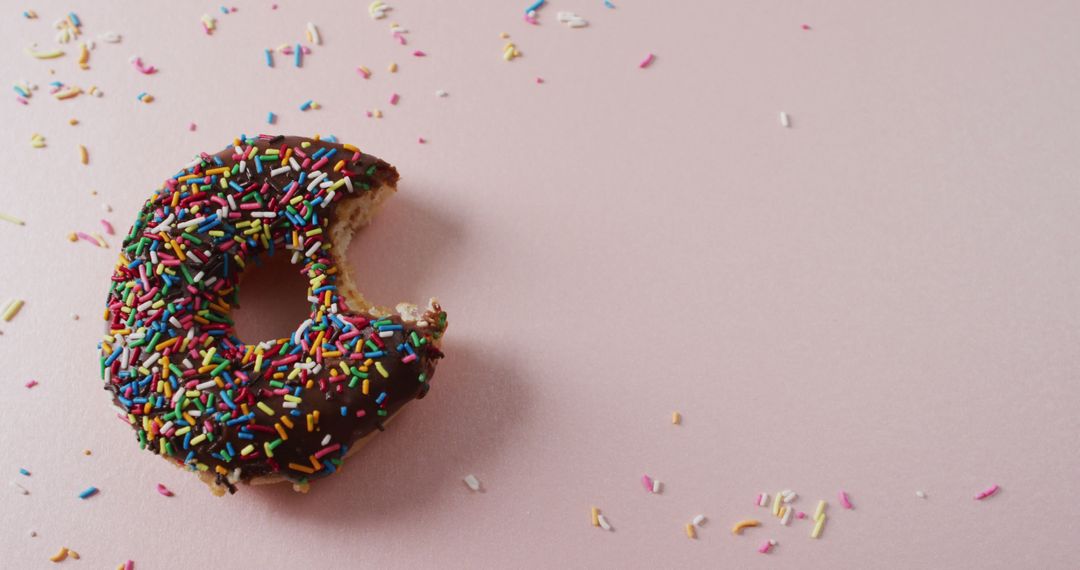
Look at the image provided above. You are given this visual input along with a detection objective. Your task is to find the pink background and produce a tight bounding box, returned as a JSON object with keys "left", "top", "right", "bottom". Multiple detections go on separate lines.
{"left": 3, "top": 1, "right": 1079, "bottom": 568}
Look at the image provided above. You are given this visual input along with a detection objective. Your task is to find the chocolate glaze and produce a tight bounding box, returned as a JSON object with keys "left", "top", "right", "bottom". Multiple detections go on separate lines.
{"left": 100, "top": 135, "right": 446, "bottom": 492}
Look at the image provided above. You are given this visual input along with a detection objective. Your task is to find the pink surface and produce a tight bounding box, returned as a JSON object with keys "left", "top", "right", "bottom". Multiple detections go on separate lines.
{"left": 2, "top": 1, "right": 1079, "bottom": 568}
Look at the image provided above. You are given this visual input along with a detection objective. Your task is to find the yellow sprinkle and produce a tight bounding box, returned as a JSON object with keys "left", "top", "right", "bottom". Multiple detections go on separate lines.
{"left": 26, "top": 46, "right": 65, "bottom": 59}
{"left": 68, "top": 550, "right": 80, "bottom": 560}
{"left": 78, "top": 144, "right": 89, "bottom": 164}
{"left": 49, "top": 547, "right": 70, "bottom": 562}
{"left": 811, "top": 513, "right": 826, "bottom": 539}
{"left": 77, "top": 42, "right": 89, "bottom": 69}
{"left": 388, "top": 62, "right": 398, "bottom": 72}
{"left": 685, "top": 523, "right": 697, "bottom": 539}
{"left": 0, "top": 212, "right": 26, "bottom": 225}
{"left": 500, "top": 32, "right": 510, "bottom": 39}
{"left": 773, "top": 491, "right": 783, "bottom": 517}
{"left": 590, "top": 507, "right": 600, "bottom": 527}
{"left": 672, "top": 411, "right": 681, "bottom": 425}
{"left": 2, "top": 299, "right": 25, "bottom": 321}
{"left": 375, "top": 361, "right": 389, "bottom": 378}
{"left": 30, "top": 133, "right": 46, "bottom": 148}
{"left": 814, "top": 500, "right": 827, "bottom": 520}
{"left": 731, "top": 519, "right": 761, "bottom": 535}
{"left": 275, "top": 422, "right": 288, "bottom": 440}
{"left": 240, "top": 444, "right": 255, "bottom": 456}
{"left": 280, "top": 415, "right": 294, "bottom": 429}
{"left": 69, "top": 118, "right": 79, "bottom": 125}
{"left": 190, "top": 434, "right": 207, "bottom": 445}
{"left": 306, "top": 413, "right": 314, "bottom": 432}
{"left": 362, "top": 379, "right": 370, "bottom": 394}
{"left": 256, "top": 401, "right": 275, "bottom": 416}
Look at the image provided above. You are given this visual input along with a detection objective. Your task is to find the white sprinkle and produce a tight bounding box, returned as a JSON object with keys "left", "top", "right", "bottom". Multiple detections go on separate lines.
{"left": 597, "top": 513, "right": 612, "bottom": 531}
{"left": 779, "top": 111, "right": 791, "bottom": 128}
{"left": 435, "top": 89, "right": 448, "bottom": 98}
{"left": 101, "top": 203, "right": 113, "bottom": 212}
{"left": 692, "top": 514, "right": 707, "bottom": 527}
{"left": 307, "top": 22, "right": 322, "bottom": 45}
{"left": 758, "top": 493, "right": 769, "bottom": 507}
{"left": 916, "top": 490, "right": 927, "bottom": 499}
{"left": 782, "top": 490, "right": 797, "bottom": 503}
{"left": 320, "top": 434, "right": 332, "bottom": 446}
{"left": 651, "top": 479, "right": 662, "bottom": 494}
{"left": 780, "top": 506, "right": 793, "bottom": 526}
{"left": 270, "top": 166, "right": 291, "bottom": 177}
{"left": 463, "top": 474, "right": 481, "bottom": 491}
{"left": 98, "top": 32, "right": 121, "bottom": 43}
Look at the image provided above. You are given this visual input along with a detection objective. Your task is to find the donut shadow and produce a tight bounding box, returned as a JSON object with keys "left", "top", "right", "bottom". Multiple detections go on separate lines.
{"left": 341, "top": 192, "right": 465, "bottom": 309}
{"left": 247, "top": 340, "right": 530, "bottom": 525}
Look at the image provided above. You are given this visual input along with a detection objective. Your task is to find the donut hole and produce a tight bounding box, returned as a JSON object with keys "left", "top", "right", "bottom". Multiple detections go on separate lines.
{"left": 232, "top": 252, "right": 312, "bottom": 345}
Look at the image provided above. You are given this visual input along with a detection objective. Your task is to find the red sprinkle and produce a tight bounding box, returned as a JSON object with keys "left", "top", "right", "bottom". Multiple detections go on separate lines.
{"left": 156, "top": 483, "right": 174, "bottom": 497}
{"left": 25, "top": 379, "right": 38, "bottom": 388}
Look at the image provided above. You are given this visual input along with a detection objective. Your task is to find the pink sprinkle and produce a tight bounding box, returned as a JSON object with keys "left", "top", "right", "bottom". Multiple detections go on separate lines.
{"left": 365, "top": 110, "right": 373, "bottom": 118}
{"left": 757, "top": 540, "right": 775, "bottom": 554}
{"left": 839, "top": 491, "right": 853, "bottom": 509}
{"left": 524, "top": 14, "right": 538, "bottom": 25}
{"left": 795, "top": 511, "right": 806, "bottom": 519}
{"left": 642, "top": 474, "right": 654, "bottom": 492}
{"left": 356, "top": 67, "right": 371, "bottom": 79}
{"left": 355, "top": 409, "right": 367, "bottom": 418}
{"left": 393, "top": 32, "right": 407, "bottom": 45}
{"left": 639, "top": 53, "right": 655, "bottom": 68}
{"left": 25, "top": 380, "right": 38, "bottom": 389}
{"left": 974, "top": 484, "right": 1000, "bottom": 500}
{"left": 802, "top": 24, "right": 811, "bottom": 30}
{"left": 389, "top": 93, "right": 400, "bottom": 105}
{"left": 272, "top": 4, "right": 278, "bottom": 9}
{"left": 156, "top": 483, "right": 173, "bottom": 497}
{"left": 188, "top": 123, "right": 197, "bottom": 131}
{"left": 130, "top": 57, "right": 158, "bottom": 75}
{"left": 412, "top": 50, "right": 426, "bottom": 57}
{"left": 101, "top": 219, "right": 115, "bottom": 235}
{"left": 417, "top": 137, "right": 426, "bottom": 144}
{"left": 535, "top": 77, "right": 544, "bottom": 84}
{"left": 124, "top": 561, "right": 134, "bottom": 570}
{"left": 755, "top": 493, "right": 763, "bottom": 505}
{"left": 76, "top": 231, "right": 102, "bottom": 247}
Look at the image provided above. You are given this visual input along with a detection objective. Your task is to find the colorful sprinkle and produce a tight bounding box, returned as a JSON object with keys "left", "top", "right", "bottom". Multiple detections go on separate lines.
{"left": 811, "top": 513, "right": 826, "bottom": 539}
{"left": 779, "top": 111, "right": 791, "bottom": 128}
{"left": 463, "top": 474, "right": 481, "bottom": 491}
{"left": 639, "top": 53, "right": 656, "bottom": 68}
{"left": 758, "top": 539, "right": 777, "bottom": 554}
{"left": 731, "top": 519, "right": 760, "bottom": 535}
{"left": 79, "top": 145, "right": 89, "bottom": 165}
{"left": 974, "top": 484, "right": 1000, "bottom": 500}
{"left": 0, "top": 212, "right": 26, "bottom": 225}
{"left": 838, "top": 491, "right": 853, "bottom": 509}
{"left": 19, "top": 468, "right": 31, "bottom": 476}
{"left": 267, "top": 112, "right": 277, "bottom": 124}
{"left": 49, "top": 547, "right": 70, "bottom": 563}
{"left": 130, "top": 56, "right": 158, "bottom": 75}
{"left": 264, "top": 49, "right": 274, "bottom": 68}
{"left": 671, "top": 411, "right": 681, "bottom": 425}
{"left": 77, "top": 486, "right": 98, "bottom": 499}
{"left": 389, "top": 93, "right": 400, "bottom": 105}
{"left": 26, "top": 46, "right": 65, "bottom": 59}
{"left": 3, "top": 299, "right": 25, "bottom": 321}
{"left": 692, "top": 514, "right": 707, "bottom": 526}
{"left": 25, "top": 380, "right": 38, "bottom": 389}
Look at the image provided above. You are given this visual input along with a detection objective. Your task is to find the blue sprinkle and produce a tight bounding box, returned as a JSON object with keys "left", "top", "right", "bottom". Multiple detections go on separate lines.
{"left": 267, "top": 112, "right": 276, "bottom": 125}
{"left": 18, "top": 468, "right": 30, "bottom": 477}
{"left": 375, "top": 392, "right": 387, "bottom": 404}
{"left": 78, "top": 486, "right": 99, "bottom": 499}
{"left": 525, "top": 0, "right": 545, "bottom": 13}
{"left": 340, "top": 406, "right": 347, "bottom": 416}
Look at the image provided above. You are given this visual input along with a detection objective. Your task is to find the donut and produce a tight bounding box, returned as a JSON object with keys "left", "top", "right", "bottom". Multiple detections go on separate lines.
{"left": 99, "top": 134, "right": 447, "bottom": 495}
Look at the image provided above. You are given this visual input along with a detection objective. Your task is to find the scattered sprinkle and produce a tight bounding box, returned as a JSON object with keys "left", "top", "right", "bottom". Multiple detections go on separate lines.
{"left": 811, "top": 513, "right": 826, "bottom": 539}
{"left": 31, "top": 133, "right": 46, "bottom": 148}
{"left": 77, "top": 486, "right": 99, "bottom": 499}
{"left": 685, "top": 523, "right": 696, "bottom": 539}
{"left": 557, "top": 12, "right": 588, "bottom": 28}
{"left": 535, "top": 77, "right": 544, "bottom": 84}
{"left": 357, "top": 66, "right": 372, "bottom": 78}
{"left": 779, "top": 111, "right": 791, "bottom": 128}
{"left": 294, "top": 43, "right": 303, "bottom": 67}
{"left": 120, "top": 560, "right": 134, "bottom": 570}
{"left": 77, "top": 42, "right": 90, "bottom": 70}
{"left": 267, "top": 112, "right": 277, "bottom": 125}
{"left": 652, "top": 479, "right": 662, "bottom": 494}
{"left": 671, "top": 411, "right": 681, "bottom": 425}
{"left": 370, "top": 1, "right": 391, "bottom": 20}
{"left": 502, "top": 42, "right": 521, "bottom": 61}
{"left": 639, "top": 53, "right": 655, "bottom": 68}
{"left": 412, "top": 50, "right": 426, "bottom": 57}
{"left": 388, "top": 62, "right": 398, "bottom": 72}
{"left": 79, "top": 145, "right": 89, "bottom": 165}
{"left": 130, "top": 56, "right": 158, "bottom": 74}
{"left": 692, "top": 514, "right": 707, "bottom": 526}
{"left": 641, "top": 474, "right": 653, "bottom": 492}
{"left": 916, "top": 490, "right": 927, "bottom": 499}
{"left": 814, "top": 500, "right": 827, "bottom": 519}
{"left": 3, "top": 299, "right": 25, "bottom": 321}
{"left": 417, "top": 137, "right": 426, "bottom": 144}
{"left": 70, "top": 313, "right": 79, "bottom": 320}
{"left": 100, "top": 219, "right": 114, "bottom": 235}
{"left": 25, "top": 380, "right": 38, "bottom": 389}
{"left": 590, "top": 506, "right": 600, "bottom": 527}
{"left": 156, "top": 483, "right": 174, "bottom": 497}
{"left": 23, "top": 10, "right": 37, "bottom": 19}
{"left": 974, "top": 484, "right": 1000, "bottom": 500}
{"left": 389, "top": 93, "right": 400, "bottom": 105}
{"left": 26, "top": 46, "right": 65, "bottom": 59}
{"left": 188, "top": 123, "right": 197, "bottom": 131}
{"left": 83, "top": 450, "right": 91, "bottom": 456}
{"left": 49, "top": 547, "right": 70, "bottom": 563}
{"left": 604, "top": 0, "right": 616, "bottom": 7}
{"left": 265, "top": 49, "right": 274, "bottom": 68}
{"left": 0, "top": 212, "right": 26, "bottom": 225}
{"left": 69, "top": 118, "right": 79, "bottom": 125}
{"left": 732, "top": 519, "right": 760, "bottom": 535}
{"left": 597, "top": 513, "right": 612, "bottom": 531}
{"left": 758, "top": 539, "right": 777, "bottom": 554}
{"left": 838, "top": 491, "right": 853, "bottom": 509}
{"left": 136, "top": 92, "right": 154, "bottom": 103}
{"left": 19, "top": 468, "right": 31, "bottom": 476}
{"left": 201, "top": 14, "right": 217, "bottom": 35}
{"left": 435, "top": 89, "right": 448, "bottom": 97}
{"left": 98, "top": 32, "right": 122, "bottom": 43}
{"left": 463, "top": 474, "right": 481, "bottom": 491}
{"left": 11, "top": 481, "right": 30, "bottom": 495}
{"left": 757, "top": 492, "right": 768, "bottom": 507}
{"left": 802, "top": 24, "right": 811, "bottom": 30}
{"left": 306, "top": 22, "right": 321, "bottom": 45}
{"left": 299, "top": 100, "right": 314, "bottom": 111}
